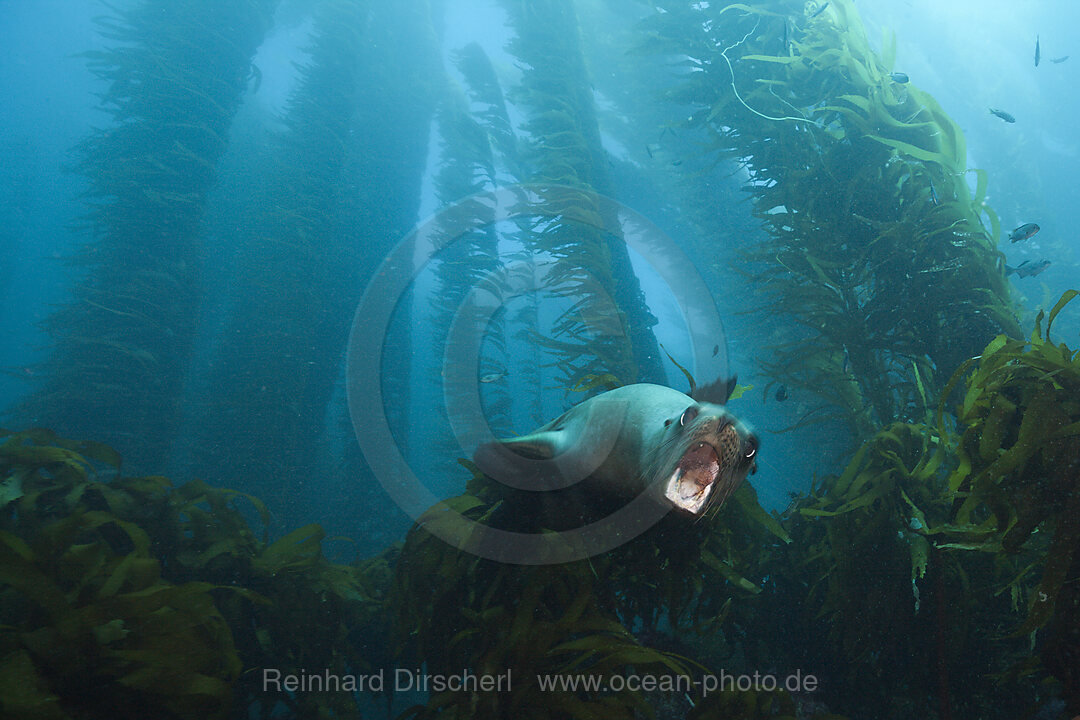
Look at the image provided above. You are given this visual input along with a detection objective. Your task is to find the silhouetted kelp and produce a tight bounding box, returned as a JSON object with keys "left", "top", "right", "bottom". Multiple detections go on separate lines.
{"left": 429, "top": 76, "right": 515, "bottom": 443}
{"left": 191, "top": 0, "right": 374, "bottom": 519}
{"left": 13, "top": 0, "right": 278, "bottom": 470}
{"left": 191, "top": 1, "right": 443, "bottom": 529}
{"left": 493, "top": 0, "right": 666, "bottom": 392}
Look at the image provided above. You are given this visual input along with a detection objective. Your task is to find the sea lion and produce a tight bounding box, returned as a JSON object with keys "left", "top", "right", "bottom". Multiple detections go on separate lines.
{"left": 474, "top": 383, "right": 758, "bottom": 528}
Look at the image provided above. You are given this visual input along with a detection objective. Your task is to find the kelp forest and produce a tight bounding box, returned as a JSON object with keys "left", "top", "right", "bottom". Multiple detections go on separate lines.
{"left": 1, "top": 0, "right": 1078, "bottom": 719}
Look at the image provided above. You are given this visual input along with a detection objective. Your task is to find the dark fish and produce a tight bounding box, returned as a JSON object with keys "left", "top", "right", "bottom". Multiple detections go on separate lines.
{"left": 989, "top": 108, "right": 1016, "bottom": 123}
{"left": 1008, "top": 222, "right": 1040, "bottom": 243}
{"left": 1035, "top": 35, "right": 1041, "bottom": 67}
{"left": 808, "top": 2, "right": 829, "bottom": 19}
{"left": 889, "top": 72, "right": 909, "bottom": 83}
{"left": 842, "top": 349, "right": 850, "bottom": 374}
{"left": 928, "top": 176, "right": 939, "bottom": 206}
{"left": 774, "top": 384, "right": 789, "bottom": 402}
{"left": 248, "top": 64, "right": 262, "bottom": 94}
{"left": 1051, "top": 55, "right": 1069, "bottom": 64}
{"left": 712, "top": 344, "right": 719, "bottom": 357}
{"left": 1006, "top": 259, "right": 1051, "bottom": 278}
{"left": 782, "top": 19, "right": 788, "bottom": 50}
{"left": 672, "top": 159, "right": 683, "bottom": 166}
{"left": 645, "top": 144, "right": 653, "bottom": 158}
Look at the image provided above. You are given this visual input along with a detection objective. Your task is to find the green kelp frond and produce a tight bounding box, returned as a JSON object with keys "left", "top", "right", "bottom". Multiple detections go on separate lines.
{"left": 393, "top": 455, "right": 802, "bottom": 717}
{"left": 0, "top": 430, "right": 242, "bottom": 720}
{"left": 790, "top": 421, "right": 955, "bottom": 666}
{"left": 939, "top": 290, "right": 1080, "bottom": 637}
{"left": 0, "top": 428, "right": 395, "bottom": 720}
{"left": 394, "top": 507, "right": 698, "bottom": 719}
{"left": 775, "top": 291, "right": 1079, "bottom": 714}
{"left": 639, "top": 0, "right": 1018, "bottom": 443}
{"left": 776, "top": 415, "right": 1030, "bottom": 715}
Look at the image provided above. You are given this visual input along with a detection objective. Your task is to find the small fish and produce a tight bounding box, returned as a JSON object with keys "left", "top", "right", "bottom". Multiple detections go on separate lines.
{"left": 989, "top": 108, "right": 1016, "bottom": 123}
{"left": 1008, "top": 222, "right": 1040, "bottom": 243}
{"left": 928, "top": 176, "right": 939, "bottom": 206}
{"left": 1051, "top": 55, "right": 1069, "bottom": 64}
{"left": 248, "top": 64, "right": 262, "bottom": 94}
{"left": 645, "top": 144, "right": 653, "bottom": 158}
{"left": 842, "top": 349, "right": 850, "bottom": 374}
{"left": 782, "top": 19, "right": 788, "bottom": 50}
{"left": 712, "top": 344, "right": 719, "bottom": 357}
{"left": 1006, "top": 259, "right": 1051, "bottom": 278}
{"left": 774, "top": 384, "right": 789, "bottom": 402}
{"left": 671, "top": 159, "right": 683, "bottom": 166}
{"left": 479, "top": 372, "right": 506, "bottom": 384}
{"left": 1035, "top": 35, "right": 1041, "bottom": 67}
{"left": 889, "top": 72, "right": 909, "bottom": 83}
{"left": 808, "top": 2, "right": 829, "bottom": 19}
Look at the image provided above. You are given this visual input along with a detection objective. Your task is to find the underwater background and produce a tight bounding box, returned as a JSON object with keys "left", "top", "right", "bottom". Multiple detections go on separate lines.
{"left": 1, "top": 0, "right": 1079, "bottom": 718}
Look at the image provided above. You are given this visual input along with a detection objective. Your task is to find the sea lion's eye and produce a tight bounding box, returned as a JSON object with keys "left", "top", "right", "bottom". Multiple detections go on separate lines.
{"left": 679, "top": 407, "right": 699, "bottom": 427}
{"left": 744, "top": 437, "right": 758, "bottom": 459}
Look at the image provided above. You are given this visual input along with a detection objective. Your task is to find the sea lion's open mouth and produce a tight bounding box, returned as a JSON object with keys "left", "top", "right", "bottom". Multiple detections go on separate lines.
{"left": 663, "top": 441, "right": 720, "bottom": 515}
{"left": 663, "top": 423, "right": 745, "bottom": 515}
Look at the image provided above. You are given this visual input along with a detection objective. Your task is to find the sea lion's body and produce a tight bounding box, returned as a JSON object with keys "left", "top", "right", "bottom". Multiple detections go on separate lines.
{"left": 474, "top": 383, "right": 757, "bottom": 528}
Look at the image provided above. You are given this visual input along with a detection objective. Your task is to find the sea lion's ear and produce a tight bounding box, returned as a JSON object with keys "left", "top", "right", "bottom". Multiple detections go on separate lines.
{"left": 691, "top": 375, "right": 738, "bottom": 405}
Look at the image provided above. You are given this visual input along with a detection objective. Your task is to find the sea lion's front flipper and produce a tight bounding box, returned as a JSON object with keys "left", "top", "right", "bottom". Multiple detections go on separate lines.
{"left": 489, "top": 431, "right": 564, "bottom": 459}
{"left": 474, "top": 430, "right": 571, "bottom": 491}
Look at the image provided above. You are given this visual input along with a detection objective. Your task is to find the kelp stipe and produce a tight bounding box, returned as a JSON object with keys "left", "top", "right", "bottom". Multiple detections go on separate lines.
{"left": 428, "top": 82, "right": 515, "bottom": 449}
{"left": 192, "top": 0, "right": 373, "bottom": 520}
{"left": 499, "top": 0, "right": 665, "bottom": 392}
{"left": 11, "top": 0, "right": 278, "bottom": 469}
{"left": 192, "top": 1, "right": 443, "bottom": 529}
